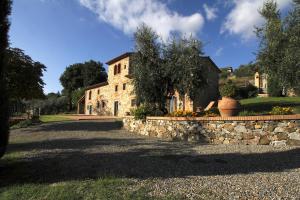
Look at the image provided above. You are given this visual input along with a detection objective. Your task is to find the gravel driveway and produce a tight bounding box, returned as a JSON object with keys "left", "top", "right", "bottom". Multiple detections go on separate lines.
{"left": 2, "top": 120, "right": 300, "bottom": 199}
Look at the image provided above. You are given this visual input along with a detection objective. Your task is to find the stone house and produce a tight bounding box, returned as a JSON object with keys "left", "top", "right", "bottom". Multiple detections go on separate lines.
{"left": 78, "top": 52, "right": 221, "bottom": 116}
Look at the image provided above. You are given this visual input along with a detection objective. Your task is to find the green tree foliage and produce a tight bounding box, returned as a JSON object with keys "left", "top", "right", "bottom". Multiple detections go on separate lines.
{"left": 163, "top": 37, "right": 207, "bottom": 100}
{"left": 6, "top": 48, "right": 46, "bottom": 100}
{"left": 0, "top": 0, "right": 11, "bottom": 158}
{"left": 282, "top": 0, "right": 300, "bottom": 93}
{"left": 71, "top": 88, "right": 85, "bottom": 107}
{"left": 38, "top": 96, "right": 68, "bottom": 115}
{"left": 234, "top": 62, "right": 258, "bottom": 77}
{"left": 131, "top": 25, "right": 207, "bottom": 113}
{"left": 220, "top": 81, "right": 237, "bottom": 98}
{"left": 46, "top": 92, "right": 61, "bottom": 99}
{"left": 60, "top": 60, "right": 107, "bottom": 110}
{"left": 268, "top": 76, "right": 283, "bottom": 96}
{"left": 220, "top": 68, "right": 231, "bottom": 79}
{"left": 25, "top": 92, "right": 69, "bottom": 115}
{"left": 131, "top": 25, "right": 166, "bottom": 111}
{"left": 256, "top": 0, "right": 300, "bottom": 96}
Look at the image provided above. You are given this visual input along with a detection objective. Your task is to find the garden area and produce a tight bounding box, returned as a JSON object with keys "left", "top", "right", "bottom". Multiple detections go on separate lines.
{"left": 240, "top": 97, "right": 300, "bottom": 115}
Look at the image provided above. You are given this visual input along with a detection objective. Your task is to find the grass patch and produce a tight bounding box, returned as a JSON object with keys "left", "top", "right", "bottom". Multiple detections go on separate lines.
{"left": 0, "top": 178, "right": 177, "bottom": 200}
{"left": 40, "top": 115, "right": 72, "bottom": 123}
{"left": 10, "top": 119, "right": 35, "bottom": 129}
{"left": 240, "top": 97, "right": 300, "bottom": 115}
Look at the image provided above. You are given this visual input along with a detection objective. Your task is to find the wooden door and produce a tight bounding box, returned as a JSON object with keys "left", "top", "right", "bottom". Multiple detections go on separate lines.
{"left": 114, "top": 101, "right": 119, "bottom": 116}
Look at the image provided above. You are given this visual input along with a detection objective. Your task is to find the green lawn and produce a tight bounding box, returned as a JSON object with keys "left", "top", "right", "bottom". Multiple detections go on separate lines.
{"left": 39, "top": 115, "right": 73, "bottom": 123}
{"left": 240, "top": 97, "right": 300, "bottom": 114}
{"left": 0, "top": 178, "right": 166, "bottom": 200}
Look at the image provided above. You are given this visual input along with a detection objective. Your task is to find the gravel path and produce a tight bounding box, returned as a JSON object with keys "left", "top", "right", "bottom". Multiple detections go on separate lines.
{"left": 3, "top": 120, "right": 300, "bottom": 199}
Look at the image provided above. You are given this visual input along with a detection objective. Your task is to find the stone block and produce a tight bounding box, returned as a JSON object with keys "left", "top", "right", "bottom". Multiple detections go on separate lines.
{"left": 234, "top": 125, "right": 247, "bottom": 133}
{"left": 288, "top": 132, "right": 300, "bottom": 141}
{"left": 242, "top": 133, "right": 255, "bottom": 140}
{"left": 255, "top": 124, "right": 262, "bottom": 129}
{"left": 286, "top": 139, "right": 300, "bottom": 146}
{"left": 259, "top": 135, "right": 270, "bottom": 145}
{"left": 270, "top": 140, "right": 287, "bottom": 147}
{"left": 277, "top": 133, "right": 289, "bottom": 140}
{"left": 274, "top": 127, "right": 285, "bottom": 133}
{"left": 223, "top": 139, "right": 230, "bottom": 144}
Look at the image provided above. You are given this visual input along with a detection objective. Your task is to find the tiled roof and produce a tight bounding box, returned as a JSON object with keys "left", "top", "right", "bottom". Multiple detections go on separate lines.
{"left": 85, "top": 82, "right": 108, "bottom": 90}
{"left": 106, "top": 52, "right": 134, "bottom": 65}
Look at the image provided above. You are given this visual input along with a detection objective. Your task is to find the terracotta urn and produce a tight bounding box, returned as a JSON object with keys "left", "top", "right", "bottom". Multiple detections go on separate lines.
{"left": 218, "top": 97, "right": 240, "bottom": 117}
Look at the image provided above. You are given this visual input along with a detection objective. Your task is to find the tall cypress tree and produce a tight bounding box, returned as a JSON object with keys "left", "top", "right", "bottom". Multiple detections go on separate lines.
{"left": 0, "top": 0, "right": 12, "bottom": 158}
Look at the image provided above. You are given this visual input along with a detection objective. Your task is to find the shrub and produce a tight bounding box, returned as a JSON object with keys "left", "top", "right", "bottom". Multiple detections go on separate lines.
{"left": 168, "top": 110, "right": 198, "bottom": 117}
{"left": 236, "top": 84, "right": 258, "bottom": 99}
{"left": 203, "top": 107, "right": 220, "bottom": 117}
{"left": 11, "top": 119, "right": 35, "bottom": 129}
{"left": 269, "top": 106, "right": 293, "bottom": 115}
{"left": 220, "top": 82, "right": 237, "bottom": 98}
{"left": 39, "top": 96, "right": 68, "bottom": 115}
{"left": 132, "top": 105, "right": 152, "bottom": 120}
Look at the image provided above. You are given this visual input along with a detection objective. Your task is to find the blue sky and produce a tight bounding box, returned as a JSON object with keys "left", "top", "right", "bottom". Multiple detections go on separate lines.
{"left": 9, "top": 0, "right": 293, "bottom": 94}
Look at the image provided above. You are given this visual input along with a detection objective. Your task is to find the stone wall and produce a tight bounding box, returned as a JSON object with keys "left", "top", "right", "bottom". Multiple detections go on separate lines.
{"left": 123, "top": 115, "right": 300, "bottom": 146}
{"left": 84, "top": 55, "right": 137, "bottom": 116}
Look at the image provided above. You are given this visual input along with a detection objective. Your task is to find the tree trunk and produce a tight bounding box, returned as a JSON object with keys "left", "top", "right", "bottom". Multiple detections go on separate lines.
{"left": 0, "top": 0, "right": 11, "bottom": 158}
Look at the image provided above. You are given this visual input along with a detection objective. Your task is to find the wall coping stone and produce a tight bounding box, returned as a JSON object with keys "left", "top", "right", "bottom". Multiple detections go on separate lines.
{"left": 123, "top": 114, "right": 300, "bottom": 121}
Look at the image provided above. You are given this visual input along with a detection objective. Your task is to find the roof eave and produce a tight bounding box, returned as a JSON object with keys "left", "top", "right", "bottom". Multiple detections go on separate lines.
{"left": 105, "top": 52, "right": 134, "bottom": 65}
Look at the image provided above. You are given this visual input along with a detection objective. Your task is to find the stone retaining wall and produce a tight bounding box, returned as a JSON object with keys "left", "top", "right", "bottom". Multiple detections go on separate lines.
{"left": 123, "top": 115, "right": 300, "bottom": 146}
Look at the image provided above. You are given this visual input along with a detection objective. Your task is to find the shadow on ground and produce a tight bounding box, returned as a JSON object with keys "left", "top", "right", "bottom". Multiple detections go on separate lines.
{"left": 28, "top": 120, "right": 124, "bottom": 132}
{"left": 1, "top": 121, "right": 300, "bottom": 187}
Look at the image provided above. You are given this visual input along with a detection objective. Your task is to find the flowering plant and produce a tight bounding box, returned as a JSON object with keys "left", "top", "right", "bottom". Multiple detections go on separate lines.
{"left": 269, "top": 106, "right": 293, "bottom": 115}
{"left": 167, "top": 110, "right": 198, "bottom": 117}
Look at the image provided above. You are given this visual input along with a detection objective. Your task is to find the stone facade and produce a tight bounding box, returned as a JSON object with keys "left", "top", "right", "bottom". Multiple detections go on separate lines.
{"left": 123, "top": 116, "right": 300, "bottom": 146}
{"left": 83, "top": 53, "right": 136, "bottom": 116}
{"left": 80, "top": 53, "right": 220, "bottom": 117}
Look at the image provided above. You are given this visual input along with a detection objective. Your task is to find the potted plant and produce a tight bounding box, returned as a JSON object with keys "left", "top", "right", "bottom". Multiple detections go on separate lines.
{"left": 218, "top": 82, "right": 240, "bottom": 117}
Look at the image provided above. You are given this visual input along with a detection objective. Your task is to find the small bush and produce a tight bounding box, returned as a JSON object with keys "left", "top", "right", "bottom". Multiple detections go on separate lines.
{"left": 269, "top": 106, "right": 293, "bottom": 115}
{"left": 132, "top": 105, "right": 151, "bottom": 120}
{"left": 203, "top": 107, "right": 220, "bottom": 117}
{"left": 11, "top": 119, "right": 34, "bottom": 129}
{"left": 220, "top": 82, "right": 237, "bottom": 98}
{"left": 168, "top": 110, "right": 198, "bottom": 117}
{"left": 236, "top": 84, "right": 258, "bottom": 99}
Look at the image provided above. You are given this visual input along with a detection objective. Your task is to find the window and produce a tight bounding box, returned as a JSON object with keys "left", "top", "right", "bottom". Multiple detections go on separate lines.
{"left": 123, "top": 83, "right": 126, "bottom": 90}
{"left": 117, "top": 64, "right": 121, "bottom": 74}
{"left": 115, "top": 85, "right": 118, "bottom": 92}
{"left": 88, "top": 91, "right": 92, "bottom": 100}
{"left": 114, "top": 64, "right": 122, "bottom": 75}
{"left": 124, "top": 64, "right": 126, "bottom": 69}
{"left": 102, "top": 101, "right": 106, "bottom": 108}
{"left": 114, "top": 65, "right": 117, "bottom": 75}
{"left": 131, "top": 99, "right": 136, "bottom": 107}
{"left": 97, "top": 89, "right": 100, "bottom": 95}
{"left": 97, "top": 101, "right": 100, "bottom": 109}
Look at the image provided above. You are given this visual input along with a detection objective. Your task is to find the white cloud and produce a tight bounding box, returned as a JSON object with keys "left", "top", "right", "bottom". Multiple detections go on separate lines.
{"left": 221, "top": 0, "right": 292, "bottom": 40}
{"left": 215, "top": 47, "right": 223, "bottom": 57}
{"left": 79, "top": 0, "right": 204, "bottom": 40}
{"left": 203, "top": 4, "right": 218, "bottom": 21}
